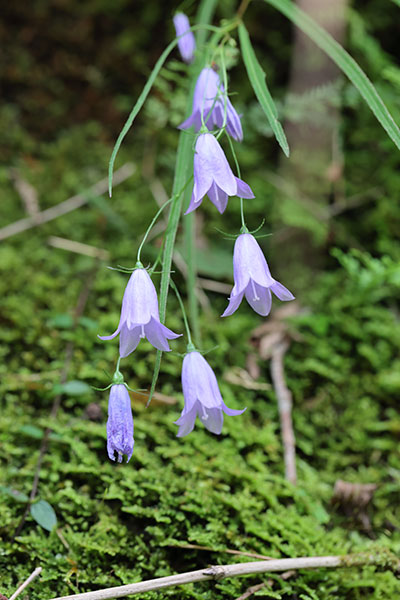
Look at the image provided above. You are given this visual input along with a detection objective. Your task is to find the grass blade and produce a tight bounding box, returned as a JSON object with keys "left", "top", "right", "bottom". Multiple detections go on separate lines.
{"left": 263, "top": 0, "right": 400, "bottom": 151}
{"left": 238, "top": 23, "right": 290, "bottom": 157}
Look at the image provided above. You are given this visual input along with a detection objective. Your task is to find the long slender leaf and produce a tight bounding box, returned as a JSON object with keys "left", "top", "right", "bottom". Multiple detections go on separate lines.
{"left": 238, "top": 23, "right": 289, "bottom": 157}
{"left": 263, "top": 0, "right": 400, "bottom": 151}
{"left": 196, "top": 0, "right": 218, "bottom": 47}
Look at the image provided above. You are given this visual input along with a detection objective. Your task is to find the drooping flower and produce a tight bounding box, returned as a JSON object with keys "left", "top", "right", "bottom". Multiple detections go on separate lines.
{"left": 175, "top": 351, "right": 246, "bottom": 437}
{"left": 107, "top": 384, "right": 134, "bottom": 463}
{"left": 99, "top": 267, "right": 181, "bottom": 357}
{"left": 173, "top": 12, "right": 196, "bottom": 64}
{"left": 185, "top": 133, "right": 254, "bottom": 215}
{"left": 179, "top": 67, "right": 243, "bottom": 141}
{"left": 222, "top": 233, "right": 295, "bottom": 317}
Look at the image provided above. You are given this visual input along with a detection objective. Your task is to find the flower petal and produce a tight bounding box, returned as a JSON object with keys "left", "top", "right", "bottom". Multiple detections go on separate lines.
{"left": 234, "top": 177, "right": 254, "bottom": 199}
{"left": 226, "top": 101, "right": 243, "bottom": 141}
{"left": 200, "top": 407, "right": 223, "bottom": 435}
{"left": 119, "top": 324, "right": 142, "bottom": 358}
{"left": 221, "top": 290, "right": 245, "bottom": 317}
{"left": 184, "top": 191, "right": 203, "bottom": 215}
{"left": 173, "top": 13, "right": 195, "bottom": 63}
{"left": 244, "top": 281, "right": 272, "bottom": 316}
{"left": 98, "top": 325, "right": 121, "bottom": 341}
{"left": 222, "top": 401, "right": 246, "bottom": 416}
{"left": 271, "top": 281, "right": 295, "bottom": 301}
{"left": 207, "top": 182, "right": 229, "bottom": 213}
{"left": 107, "top": 384, "right": 134, "bottom": 463}
{"left": 175, "top": 405, "right": 197, "bottom": 437}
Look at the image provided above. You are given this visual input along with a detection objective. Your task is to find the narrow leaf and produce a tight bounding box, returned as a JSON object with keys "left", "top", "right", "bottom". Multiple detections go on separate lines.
{"left": 30, "top": 500, "right": 57, "bottom": 532}
{"left": 238, "top": 23, "right": 289, "bottom": 157}
{"left": 263, "top": 0, "right": 400, "bottom": 151}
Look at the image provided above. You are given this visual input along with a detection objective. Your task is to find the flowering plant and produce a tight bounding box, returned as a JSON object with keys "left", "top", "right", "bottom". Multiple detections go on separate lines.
{"left": 93, "top": 0, "right": 400, "bottom": 464}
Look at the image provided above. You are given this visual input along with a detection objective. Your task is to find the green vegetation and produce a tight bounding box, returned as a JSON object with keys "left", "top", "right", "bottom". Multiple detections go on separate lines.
{"left": 1, "top": 1, "right": 399, "bottom": 598}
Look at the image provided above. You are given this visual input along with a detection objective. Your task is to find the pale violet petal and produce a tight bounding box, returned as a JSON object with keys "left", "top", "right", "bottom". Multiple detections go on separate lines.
{"left": 234, "top": 177, "right": 254, "bottom": 199}
{"left": 200, "top": 407, "right": 223, "bottom": 435}
{"left": 244, "top": 281, "right": 272, "bottom": 316}
{"left": 175, "top": 405, "right": 197, "bottom": 437}
{"left": 271, "top": 281, "right": 295, "bottom": 301}
{"left": 119, "top": 324, "right": 142, "bottom": 358}
{"left": 207, "top": 182, "right": 229, "bottom": 213}
{"left": 221, "top": 290, "right": 245, "bottom": 317}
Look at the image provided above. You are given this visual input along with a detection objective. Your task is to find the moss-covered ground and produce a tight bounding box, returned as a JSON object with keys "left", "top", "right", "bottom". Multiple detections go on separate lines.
{"left": 1, "top": 1, "right": 400, "bottom": 598}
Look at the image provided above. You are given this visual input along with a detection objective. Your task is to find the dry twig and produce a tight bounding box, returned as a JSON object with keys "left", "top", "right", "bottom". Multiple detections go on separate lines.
{"left": 47, "top": 554, "right": 396, "bottom": 600}
{"left": 0, "top": 163, "right": 135, "bottom": 241}
{"left": 10, "top": 168, "right": 40, "bottom": 218}
{"left": 168, "top": 542, "right": 273, "bottom": 561}
{"left": 48, "top": 236, "right": 110, "bottom": 260}
{"left": 9, "top": 567, "right": 42, "bottom": 600}
{"left": 235, "top": 582, "right": 266, "bottom": 600}
{"left": 271, "top": 340, "right": 297, "bottom": 485}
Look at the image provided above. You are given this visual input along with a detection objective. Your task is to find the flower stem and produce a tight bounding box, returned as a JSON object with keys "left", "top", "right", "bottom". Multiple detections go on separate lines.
{"left": 184, "top": 211, "right": 200, "bottom": 344}
{"left": 170, "top": 279, "right": 193, "bottom": 347}
{"left": 225, "top": 133, "right": 247, "bottom": 230}
{"left": 137, "top": 198, "right": 173, "bottom": 264}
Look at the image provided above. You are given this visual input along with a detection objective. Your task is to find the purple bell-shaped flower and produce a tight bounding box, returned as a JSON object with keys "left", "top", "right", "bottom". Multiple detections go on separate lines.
{"left": 179, "top": 67, "right": 243, "bottom": 141}
{"left": 175, "top": 351, "right": 246, "bottom": 437}
{"left": 99, "top": 267, "right": 181, "bottom": 357}
{"left": 107, "top": 384, "right": 134, "bottom": 463}
{"left": 173, "top": 12, "right": 196, "bottom": 64}
{"left": 185, "top": 133, "right": 254, "bottom": 215}
{"left": 222, "top": 233, "right": 295, "bottom": 317}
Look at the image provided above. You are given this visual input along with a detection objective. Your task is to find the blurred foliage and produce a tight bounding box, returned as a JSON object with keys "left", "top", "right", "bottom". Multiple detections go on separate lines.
{"left": 1, "top": 0, "right": 400, "bottom": 599}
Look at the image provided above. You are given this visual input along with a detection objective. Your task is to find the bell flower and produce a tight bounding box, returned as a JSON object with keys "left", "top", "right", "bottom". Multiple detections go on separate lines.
{"left": 222, "top": 233, "right": 295, "bottom": 317}
{"left": 107, "top": 384, "right": 134, "bottom": 463}
{"left": 99, "top": 267, "right": 181, "bottom": 357}
{"left": 173, "top": 12, "right": 195, "bottom": 64}
{"left": 179, "top": 67, "right": 243, "bottom": 141}
{"left": 175, "top": 351, "right": 246, "bottom": 437}
{"left": 185, "top": 133, "right": 254, "bottom": 215}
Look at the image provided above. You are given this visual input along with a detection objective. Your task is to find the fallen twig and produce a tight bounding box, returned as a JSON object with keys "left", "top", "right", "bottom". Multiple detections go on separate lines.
{"left": 10, "top": 168, "right": 40, "bottom": 218}
{"left": 48, "top": 236, "right": 110, "bottom": 260}
{"left": 270, "top": 340, "right": 297, "bottom": 485}
{"left": 0, "top": 163, "right": 135, "bottom": 241}
{"left": 9, "top": 567, "right": 42, "bottom": 600}
{"left": 235, "top": 582, "right": 266, "bottom": 600}
{"left": 47, "top": 553, "right": 398, "bottom": 600}
{"left": 167, "top": 542, "right": 273, "bottom": 561}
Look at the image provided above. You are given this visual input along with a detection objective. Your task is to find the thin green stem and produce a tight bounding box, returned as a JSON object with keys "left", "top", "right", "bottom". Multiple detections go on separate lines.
{"left": 184, "top": 210, "right": 200, "bottom": 344}
{"left": 170, "top": 279, "right": 193, "bottom": 347}
{"left": 219, "top": 43, "right": 229, "bottom": 131}
{"left": 137, "top": 198, "right": 173, "bottom": 263}
{"left": 225, "top": 133, "right": 247, "bottom": 230}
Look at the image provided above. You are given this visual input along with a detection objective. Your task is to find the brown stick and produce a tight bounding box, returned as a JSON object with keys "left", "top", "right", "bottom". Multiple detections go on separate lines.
{"left": 0, "top": 163, "right": 135, "bottom": 241}
{"left": 270, "top": 341, "right": 297, "bottom": 485}
{"left": 47, "top": 554, "right": 394, "bottom": 600}
{"left": 168, "top": 542, "right": 273, "bottom": 561}
{"left": 235, "top": 582, "right": 266, "bottom": 600}
{"left": 9, "top": 567, "right": 42, "bottom": 600}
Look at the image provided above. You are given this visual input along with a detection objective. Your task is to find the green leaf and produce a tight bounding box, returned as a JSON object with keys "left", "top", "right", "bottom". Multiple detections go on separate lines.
{"left": 0, "top": 485, "right": 29, "bottom": 503}
{"left": 19, "top": 424, "right": 44, "bottom": 439}
{"left": 263, "top": 0, "right": 400, "bottom": 151}
{"left": 238, "top": 23, "right": 289, "bottom": 157}
{"left": 54, "top": 380, "right": 92, "bottom": 397}
{"left": 30, "top": 500, "right": 57, "bottom": 531}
